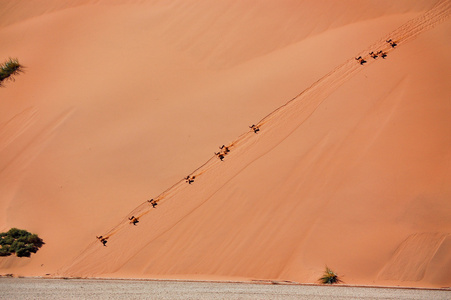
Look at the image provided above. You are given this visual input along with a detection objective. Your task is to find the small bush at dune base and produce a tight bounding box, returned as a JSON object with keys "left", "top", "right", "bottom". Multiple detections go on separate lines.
{"left": 0, "top": 58, "right": 23, "bottom": 87}
{"left": 0, "top": 228, "right": 44, "bottom": 257}
{"left": 319, "top": 266, "right": 343, "bottom": 284}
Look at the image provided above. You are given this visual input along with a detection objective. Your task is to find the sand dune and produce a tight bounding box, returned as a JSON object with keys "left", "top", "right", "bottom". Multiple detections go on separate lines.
{"left": 1, "top": 0, "right": 450, "bottom": 288}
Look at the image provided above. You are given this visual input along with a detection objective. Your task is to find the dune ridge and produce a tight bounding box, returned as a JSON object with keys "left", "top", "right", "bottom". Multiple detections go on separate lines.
{"left": 1, "top": 0, "right": 450, "bottom": 288}
{"left": 58, "top": 0, "right": 451, "bottom": 287}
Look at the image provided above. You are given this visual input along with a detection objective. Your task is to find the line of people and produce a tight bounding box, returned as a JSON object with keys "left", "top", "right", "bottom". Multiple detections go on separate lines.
{"left": 214, "top": 124, "right": 260, "bottom": 161}
{"left": 355, "top": 39, "right": 397, "bottom": 65}
{"left": 97, "top": 123, "right": 264, "bottom": 245}
{"left": 98, "top": 37, "right": 401, "bottom": 245}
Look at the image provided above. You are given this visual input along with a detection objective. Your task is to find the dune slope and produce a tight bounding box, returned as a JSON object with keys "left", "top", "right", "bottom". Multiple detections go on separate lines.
{"left": 1, "top": 0, "right": 450, "bottom": 288}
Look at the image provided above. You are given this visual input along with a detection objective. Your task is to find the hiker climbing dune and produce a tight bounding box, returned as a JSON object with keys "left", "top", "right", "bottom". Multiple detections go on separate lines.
{"left": 386, "top": 39, "right": 398, "bottom": 48}
{"left": 147, "top": 199, "right": 158, "bottom": 208}
{"left": 219, "top": 145, "right": 230, "bottom": 154}
{"left": 250, "top": 124, "right": 260, "bottom": 133}
{"left": 215, "top": 144, "right": 232, "bottom": 161}
{"left": 185, "top": 175, "right": 195, "bottom": 184}
{"left": 215, "top": 152, "right": 225, "bottom": 161}
{"left": 96, "top": 236, "right": 108, "bottom": 246}
{"left": 369, "top": 52, "right": 378, "bottom": 59}
{"left": 355, "top": 56, "right": 367, "bottom": 65}
{"left": 129, "top": 216, "right": 139, "bottom": 225}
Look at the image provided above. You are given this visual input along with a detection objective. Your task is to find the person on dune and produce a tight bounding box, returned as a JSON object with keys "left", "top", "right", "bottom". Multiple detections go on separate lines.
{"left": 369, "top": 51, "right": 378, "bottom": 59}
{"left": 185, "top": 175, "right": 195, "bottom": 184}
{"left": 250, "top": 124, "right": 260, "bottom": 133}
{"left": 96, "top": 236, "right": 108, "bottom": 246}
{"left": 147, "top": 199, "right": 158, "bottom": 208}
{"left": 386, "top": 39, "right": 397, "bottom": 48}
{"left": 355, "top": 56, "right": 367, "bottom": 65}
{"left": 129, "top": 216, "right": 139, "bottom": 225}
{"left": 377, "top": 51, "right": 388, "bottom": 59}
{"left": 219, "top": 145, "right": 230, "bottom": 154}
{"left": 215, "top": 152, "right": 225, "bottom": 161}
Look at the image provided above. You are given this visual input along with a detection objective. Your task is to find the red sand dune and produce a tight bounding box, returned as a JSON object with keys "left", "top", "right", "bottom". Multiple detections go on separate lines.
{"left": 0, "top": 0, "right": 450, "bottom": 288}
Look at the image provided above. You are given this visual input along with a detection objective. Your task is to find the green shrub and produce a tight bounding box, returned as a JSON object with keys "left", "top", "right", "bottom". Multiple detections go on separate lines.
{"left": 319, "top": 266, "right": 343, "bottom": 284}
{"left": 0, "top": 245, "right": 11, "bottom": 256}
{"left": 0, "top": 58, "right": 23, "bottom": 87}
{"left": 0, "top": 228, "right": 44, "bottom": 257}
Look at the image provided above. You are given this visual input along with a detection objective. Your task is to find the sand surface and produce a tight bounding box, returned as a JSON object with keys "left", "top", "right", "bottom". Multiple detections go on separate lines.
{"left": 0, "top": 0, "right": 450, "bottom": 288}
{"left": 1, "top": 278, "right": 450, "bottom": 300}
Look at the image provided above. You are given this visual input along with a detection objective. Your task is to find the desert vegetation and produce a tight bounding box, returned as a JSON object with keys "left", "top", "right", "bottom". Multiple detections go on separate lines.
{"left": 0, "top": 228, "right": 44, "bottom": 257}
{"left": 0, "top": 58, "right": 23, "bottom": 87}
{"left": 319, "top": 266, "right": 343, "bottom": 284}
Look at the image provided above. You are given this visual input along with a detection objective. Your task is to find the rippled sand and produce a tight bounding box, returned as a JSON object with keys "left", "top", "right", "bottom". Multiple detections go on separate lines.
{"left": 0, "top": 278, "right": 450, "bottom": 300}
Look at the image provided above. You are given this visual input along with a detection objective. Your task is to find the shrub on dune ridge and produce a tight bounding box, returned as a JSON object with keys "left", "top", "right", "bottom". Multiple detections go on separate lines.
{"left": 319, "top": 266, "right": 343, "bottom": 284}
{"left": 0, "top": 58, "right": 23, "bottom": 87}
{"left": 0, "top": 228, "right": 44, "bottom": 257}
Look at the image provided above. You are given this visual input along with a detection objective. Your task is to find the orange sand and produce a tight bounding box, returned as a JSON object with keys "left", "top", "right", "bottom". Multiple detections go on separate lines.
{"left": 0, "top": 0, "right": 450, "bottom": 288}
